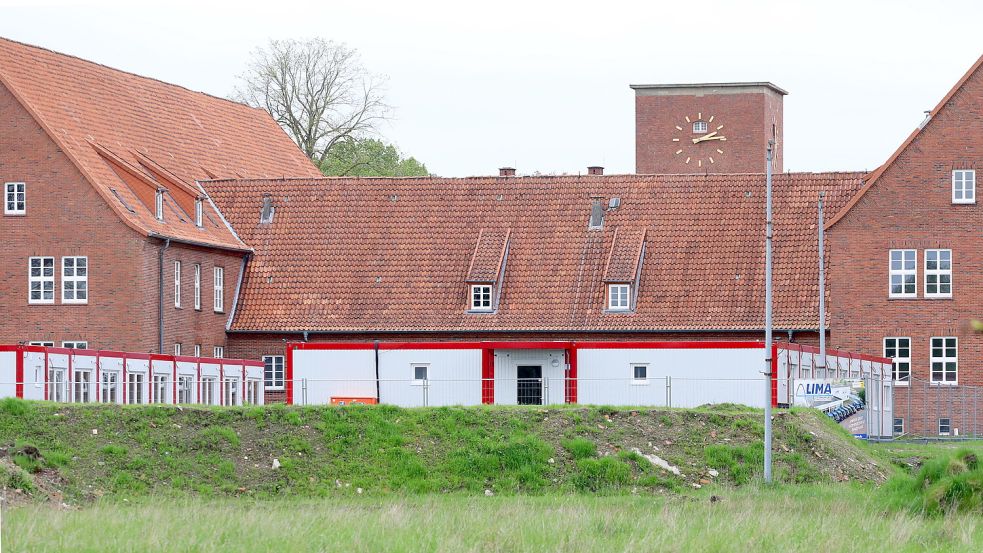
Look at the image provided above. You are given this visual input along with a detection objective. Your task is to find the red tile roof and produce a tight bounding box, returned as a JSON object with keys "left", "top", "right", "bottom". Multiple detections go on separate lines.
{"left": 603, "top": 228, "right": 646, "bottom": 283}
{"left": 207, "top": 172, "right": 865, "bottom": 333}
{"left": 0, "top": 37, "right": 322, "bottom": 250}
{"left": 466, "top": 229, "right": 511, "bottom": 283}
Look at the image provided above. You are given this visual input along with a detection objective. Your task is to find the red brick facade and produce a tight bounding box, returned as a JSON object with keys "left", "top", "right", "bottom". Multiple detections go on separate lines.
{"left": 828, "top": 57, "right": 983, "bottom": 436}
{"left": 633, "top": 83, "right": 785, "bottom": 174}
{"left": 0, "top": 82, "right": 246, "bottom": 352}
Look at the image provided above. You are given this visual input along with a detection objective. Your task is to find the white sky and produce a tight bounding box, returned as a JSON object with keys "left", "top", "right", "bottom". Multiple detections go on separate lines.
{"left": 2, "top": 0, "right": 981, "bottom": 176}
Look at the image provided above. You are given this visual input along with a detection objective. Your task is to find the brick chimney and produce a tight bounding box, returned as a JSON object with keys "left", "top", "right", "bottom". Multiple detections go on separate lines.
{"left": 587, "top": 166, "right": 604, "bottom": 176}
{"left": 499, "top": 167, "right": 516, "bottom": 177}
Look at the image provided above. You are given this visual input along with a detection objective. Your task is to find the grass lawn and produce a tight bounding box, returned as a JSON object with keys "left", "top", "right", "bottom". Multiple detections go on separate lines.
{"left": 5, "top": 484, "right": 982, "bottom": 553}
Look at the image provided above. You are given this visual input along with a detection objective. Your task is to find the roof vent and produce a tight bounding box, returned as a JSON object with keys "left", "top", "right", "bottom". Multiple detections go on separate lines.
{"left": 588, "top": 166, "right": 604, "bottom": 176}
{"left": 588, "top": 197, "right": 605, "bottom": 230}
{"left": 918, "top": 110, "right": 932, "bottom": 130}
{"left": 499, "top": 167, "right": 516, "bottom": 177}
{"left": 260, "top": 194, "right": 275, "bottom": 224}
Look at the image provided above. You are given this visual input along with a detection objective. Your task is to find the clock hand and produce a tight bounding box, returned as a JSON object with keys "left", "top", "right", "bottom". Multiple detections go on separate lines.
{"left": 691, "top": 131, "right": 718, "bottom": 144}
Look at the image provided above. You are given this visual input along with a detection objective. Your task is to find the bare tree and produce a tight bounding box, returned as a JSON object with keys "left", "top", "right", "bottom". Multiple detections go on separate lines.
{"left": 235, "top": 38, "right": 390, "bottom": 166}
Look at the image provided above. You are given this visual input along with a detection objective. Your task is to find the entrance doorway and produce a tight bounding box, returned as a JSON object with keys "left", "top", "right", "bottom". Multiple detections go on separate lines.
{"left": 517, "top": 365, "right": 543, "bottom": 405}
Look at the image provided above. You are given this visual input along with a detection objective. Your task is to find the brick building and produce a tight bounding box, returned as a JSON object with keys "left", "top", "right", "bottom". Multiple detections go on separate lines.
{"left": 827, "top": 54, "right": 983, "bottom": 436}
{"left": 208, "top": 172, "right": 864, "bottom": 402}
{"left": 0, "top": 38, "right": 321, "bottom": 354}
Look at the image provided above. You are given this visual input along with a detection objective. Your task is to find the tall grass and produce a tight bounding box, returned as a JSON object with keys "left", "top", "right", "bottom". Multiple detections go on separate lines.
{"left": 5, "top": 485, "right": 982, "bottom": 552}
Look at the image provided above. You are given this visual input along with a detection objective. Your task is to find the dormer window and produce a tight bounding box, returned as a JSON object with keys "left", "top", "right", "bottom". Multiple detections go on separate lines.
{"left": 608, "top": 284, "right": 631, "bottom": 310}
{"left": 693, "top": 121, "right": 708, "bottom": 134}
{"left": 195, "top": 198, "right": 203, "bottom": 227}
{"left": 953, "top": 170, "right": 975, "bottom": 204}
{"left": 155, "top": 189, "right": 164, "bottom": 220}
{"left": 471, "top": 285, "right": 493, "bottom": 311}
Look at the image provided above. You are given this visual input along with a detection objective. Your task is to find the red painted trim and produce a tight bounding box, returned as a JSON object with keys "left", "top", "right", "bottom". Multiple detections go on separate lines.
{"left": 286, "top": 343, "right": 294, "bottom": 405}
{"left": 15, "top": 347, "right": 24, "bottom": 399}
{"left": 567, "top": 344, "right": 578, "bottom": 404}
{"left": 777, "top": 343, "right": 891, "bottom": 365}
{"left": 771, "top": 343, "right": 778, "bottom": 407}
{"left": 95, "top": 351, "right": 100, "bottom": 403}
{"left": 288, "top": 340, "right": 766, "bottom": 352}
{"left": 122, "top": 353, "right": 127, "bottom": 404}
{"left": 481, "top": 348, "right": 494, "bottom": 404}
{"left": 576, "top": 341, "right": 765, "bottom": 350}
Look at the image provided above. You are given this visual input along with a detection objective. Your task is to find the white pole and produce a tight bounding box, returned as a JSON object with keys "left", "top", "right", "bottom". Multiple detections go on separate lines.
{"left": 818, "top": 193, "right": 827, "bottom": 377}
{"left": 764, "top": 140, "right": 774, "bottom": 484}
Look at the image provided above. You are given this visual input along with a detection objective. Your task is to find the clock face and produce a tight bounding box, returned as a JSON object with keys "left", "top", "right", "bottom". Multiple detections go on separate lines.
{"left": 671, "top": 112, "right": 727, "bottom": 168}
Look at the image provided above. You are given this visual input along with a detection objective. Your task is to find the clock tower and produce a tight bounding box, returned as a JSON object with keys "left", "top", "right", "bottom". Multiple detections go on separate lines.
{"left": 631, "top": 82, "right": 786, "bottom": 174}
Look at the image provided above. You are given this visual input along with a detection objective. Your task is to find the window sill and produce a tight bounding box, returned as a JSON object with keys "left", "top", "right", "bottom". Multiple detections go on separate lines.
{"left": 266, "top": 386, "right": 285, "bottom": 392}
{"left": 951, "top": 200, "right": 976, "bottom": 205}
{"left": 893, "top": 381, "right": 910, "bottom": 387}
{"left": 630, "top": 380, "right": 650, "bottom": 386}
{"left": 411, "top": 380, "right": 427, "bottom": 386}
{"left": 4, "top": 212, "right": 26, "bottom": 217}
{"left": 28, "top": 301, "right": 56, "bottom": 306}
{"left": 924, "top": 295, "right": 953, "bottom": 300}
{"left": 466, "top": 309, "right": 496, "bottom": 315}
{"left": 930, "top": 382, "right": 958, "bottom": 387}
{"left": 603, "top": 309, "right": 634, "bottom": 314}
{"left": 887, "top": 295, "right": 918, "bottom": 300}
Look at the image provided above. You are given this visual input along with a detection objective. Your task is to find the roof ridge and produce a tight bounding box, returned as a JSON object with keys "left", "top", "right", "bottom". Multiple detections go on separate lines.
{"left": 0, "top": 36, "right": 260, "bottom": 115}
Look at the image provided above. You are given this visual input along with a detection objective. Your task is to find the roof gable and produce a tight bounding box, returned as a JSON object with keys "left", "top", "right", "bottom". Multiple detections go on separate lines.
{"left": 827, "top": 53, "right": 983, "bottom": 229}
{"left": 0, "top": 37, "right": 322, "bottom": 250}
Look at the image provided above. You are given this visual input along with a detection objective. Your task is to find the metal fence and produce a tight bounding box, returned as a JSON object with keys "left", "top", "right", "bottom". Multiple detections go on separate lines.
{"left": 288, "top": 376, "right": 765, "bottom": 409}
{"left": 890, "top": 375, "right": 983, "bottom": 440}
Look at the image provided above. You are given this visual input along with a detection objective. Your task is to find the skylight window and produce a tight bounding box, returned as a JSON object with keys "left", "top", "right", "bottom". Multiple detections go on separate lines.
{"left": 155, "top": 190, "right": 164, "bottom": 220}
{"left": 195, "top": 199, "right": 203, "bottom": 227}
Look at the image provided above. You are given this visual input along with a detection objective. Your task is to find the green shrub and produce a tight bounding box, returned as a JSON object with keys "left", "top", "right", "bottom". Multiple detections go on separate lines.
{"left": 573, "top": 457, "right": 631, "bottom": 492}
{"left": 100, "top": 444, "right": 128, "bottom": 456}
{"left": 562, "top": 438, "right": 597, "bottom": 460}
{"left": 194, "top": 426, "right": 240, "bottom": 450}
{"left": 704, "top": 443, "right": 763, "bottom": 485}
{"left": 5, "top": 466, "right": 34, "bottom": 493}
{"left": 0, "top": 397, "right": 30, "bottom": 416}
{"left": 13, "top": 453, "right": 42, "bottom": 474}
{"left": 883, "top": 449, "right": 983, "bottom": 515}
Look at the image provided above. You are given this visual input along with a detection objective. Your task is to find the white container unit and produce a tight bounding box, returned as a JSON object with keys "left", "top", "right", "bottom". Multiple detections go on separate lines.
{"left": 0, "top": 346, "right": 264, "bottom": 406}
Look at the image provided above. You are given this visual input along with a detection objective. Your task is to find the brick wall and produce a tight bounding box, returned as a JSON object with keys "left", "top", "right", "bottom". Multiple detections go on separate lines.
{"left": 635, "top": 88, "right": 783, "bottom": 174}
{"left": 0, "top": 82, "right": 242, "bottom": 354}
{"left": 828, "top": 62, "right": 983, "bottom": 436}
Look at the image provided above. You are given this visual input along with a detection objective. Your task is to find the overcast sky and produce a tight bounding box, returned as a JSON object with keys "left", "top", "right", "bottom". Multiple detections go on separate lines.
{"left": 2, "top": 0, "right": 981, "bottom": 176}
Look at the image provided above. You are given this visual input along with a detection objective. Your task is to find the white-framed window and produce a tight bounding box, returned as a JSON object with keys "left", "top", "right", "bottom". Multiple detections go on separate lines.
{"left": 223, "top": 378, "right": 239, "bottom": 406}
{"left": 952, "top": 170, "right": 975, "bottom": 204}
{"left": 884, "top": 337, "right": 911, "bottom": 385}
{"left": 213, "top": 346, "right": 224, "bottom": 359}
{"left": 174, "top": 343, "right": 182, "bottom": 356}
{"left": 48, "top": 368, "right": 67, "bottom": 402}
{"left": 174, "top": 261, "right": 182, "bottom": 308}
{"left": 194, "top": 344, "right": 201, "bottom": 358}
{"left": 412, "top": 364, "right": 428, "bottom": 385}
{"left": 155, "top": 189, "right": 164, "bottom": 220}
{"left": 263, "top": 355, "right": 285, "bottom": 390}
{"left": 889, "top": 249, "right": 916, "bottom": 298}
{"left": 893, "top": 417, "right": 904, "bottom": 435}
{"left": 152, "top": 374, "right": 168, "bottom": 404}
{"left": 213, "top": 267, "right": 224, "bottom": 312}
{"left": 194, "top": 264, "right": 201, "bottom": 310}
{"left": 195, "top": 199, "right": 203, "bottom": 227}
{"left": 100, "top": 371, "right": 119, "bottom": 403}
{"left": 608, "top": 284, "right": 631, "bottom": 311}
{"left": 631, "top": 364, "right": 649, "bottom": 385}
{"left": 178, "top": 375, "right": 194, "bottom": 404}
{"left": 73, "top": 369, "right": 93, "bottom": 403}
{"left": 201, "top": 377, "right": 217, "bottom": 405}
{"left": 5, "top": 182, "right": 25, "bottom": 215}
{"left": 62, "top": 341, "right": 88, "bottom": 350}
{"left": 28, "top": 341, "right": 54, "bottom": 347}
{"left": 930, "top": 337, "right": 957, "bottom": 385}
{"left": 470, "top": 285, "right": 492, "bottom": 311}
{"left": 127, "top": 372, "right": 145, "bottom": 404}
{"left": 61, "top": 256, "right": 88, "bottom": 304}
{"left": 692, "top": 121, "right": 707, "bottom": 134}
{"left": 29, "top": 257, "right": 55, "bottom": 304}
{"left": 246, "top": 380, "right": 260, "bottom": 405}
{"left": 939, "top": 418, "right": 951, "bottom": 436}
{"left": 924, "top": 249, "right": 952, "bottom": 298}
